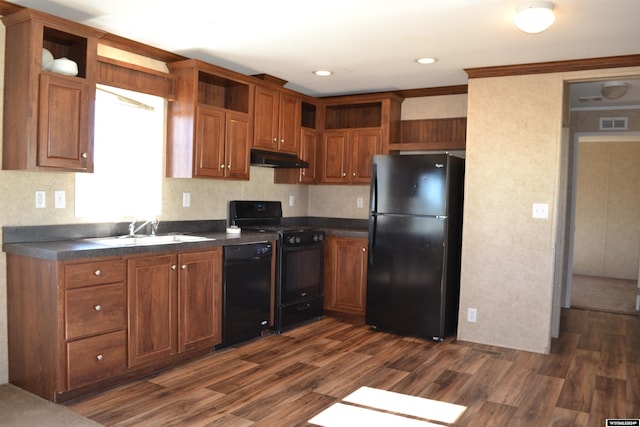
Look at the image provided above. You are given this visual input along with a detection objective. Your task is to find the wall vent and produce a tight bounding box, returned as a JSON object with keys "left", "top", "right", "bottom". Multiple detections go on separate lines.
{"left": 599, "top": 117, "right": 628, "bottom": 131}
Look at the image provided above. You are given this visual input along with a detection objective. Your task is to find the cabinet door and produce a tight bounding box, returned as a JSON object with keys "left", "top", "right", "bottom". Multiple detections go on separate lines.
{"left": 350, "top": 129, "right": 382, "bottom": 184}
{"left": 178, "top": 249, "right": 222, "bottom": 352}
{"left": 325, "top": 237, "right": 368, "bottom": 314}
{"left": 319, "top": 130, "right": 349, "bottom": 183}
{"left": 277, "top": 93, "right": 300, "bottom": 154}
{"left": 38, "top": 74, "right": 92, "bottom": 171}
{"left": 253, "top": 86, "right": 279, "bottom": 150}
{"left": 194, "top": 105, "right": 225, "bottom": 178}
{"left": 299, "top": 128, "right": 318, "bottom": 184}
{"left": 128, "top": 254, "right": 177, "bottom": 368}
{"left": 225, "top": 111, "right": 250, "bottom": 180}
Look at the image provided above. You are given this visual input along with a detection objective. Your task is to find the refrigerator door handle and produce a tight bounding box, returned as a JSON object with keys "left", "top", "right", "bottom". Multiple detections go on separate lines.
{"left": 368, "top": 215, "right": 376, "bottom": 265}
{"left": 369, "top": 163, "right": 378, "bottom": 213}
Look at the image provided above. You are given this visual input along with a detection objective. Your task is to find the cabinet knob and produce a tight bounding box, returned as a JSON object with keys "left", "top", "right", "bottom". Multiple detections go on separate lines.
{"left": 220, "top": 164, "right": 225, "bottom": 169}
{"left": 362, "top": 247, "right": 366, "bottom": 252}
{"left": 227, "top": 164, "right": 231, "bottom": 169}
{"left": 280, "top": 139, "right": 285, "bottom": 143}
{"left": 352, "top": 172, "right": 356, "bottom": 177}
{"left": 96, "top": 354, "right": 103, "bottom": 361}
{"left": 94, "top": 304, "right": 102, "bottom": 311}
{"left": 273, "top": 137, "right": 278, "bottom": 142}
{"left": 171, "top": 264, "right": 177, "bottom": 270}
{"left": 342, "top": 173, "right": 347, "bottom": 177}
{"left": 81, "top": 152, "right": 88, "bottom": 159}
{"left": 181, "top": 264, "right": 187, "bottom": 270}
{"left": 94, "top": 269, "right": 102, "bottom": 276}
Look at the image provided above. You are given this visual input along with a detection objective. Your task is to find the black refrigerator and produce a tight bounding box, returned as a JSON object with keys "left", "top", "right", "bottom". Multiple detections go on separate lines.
{"left": 366, "top": 153, "right": 465, "bottom": 341}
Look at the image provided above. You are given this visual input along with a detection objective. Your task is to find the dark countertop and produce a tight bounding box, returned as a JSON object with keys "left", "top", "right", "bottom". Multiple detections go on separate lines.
{"left": 2, "top": 232, "right": 280, "bottom": 261}
{"left": 323, "top": 227, "right": 368, "bottom": 239}
{"left": 2, "top": 218, "right": 369, "bottom": 261}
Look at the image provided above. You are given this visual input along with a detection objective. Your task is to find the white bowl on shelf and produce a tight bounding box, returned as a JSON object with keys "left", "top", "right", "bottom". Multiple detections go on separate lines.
{"left": 50, "top": 57, "right": 78, "bottom": 76}
{"left": 41, "top": 48, "right": 54, "bottom": 70}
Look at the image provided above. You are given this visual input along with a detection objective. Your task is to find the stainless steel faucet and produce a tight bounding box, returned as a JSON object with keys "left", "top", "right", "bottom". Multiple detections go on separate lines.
{"left": 128, "top": 218, "right": 160, "bottom": 236}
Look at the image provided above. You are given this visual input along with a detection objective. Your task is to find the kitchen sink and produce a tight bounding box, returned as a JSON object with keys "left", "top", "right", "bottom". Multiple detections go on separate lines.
{"left": 88, "top": 234, "right": 215, "bottom": 247}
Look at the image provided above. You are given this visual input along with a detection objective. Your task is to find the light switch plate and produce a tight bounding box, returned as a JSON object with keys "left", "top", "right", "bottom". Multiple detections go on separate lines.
{"left": 532, "top": 203, "right": 549, "bottom": 219}
{"left": 54, "top": 190, "right": 66, "bottom": 209}
{"left": 182, "top": 192, "right": 191, "bottom": 208}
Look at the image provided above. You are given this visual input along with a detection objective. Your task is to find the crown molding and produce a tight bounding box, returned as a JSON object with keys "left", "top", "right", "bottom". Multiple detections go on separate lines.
{"left": 465, "top": 55, "right": 640, "bottom": 79}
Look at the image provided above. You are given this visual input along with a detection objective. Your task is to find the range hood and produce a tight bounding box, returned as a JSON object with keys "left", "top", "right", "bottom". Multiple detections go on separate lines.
{"left": 250, "top": 149, "right": 309, "bottom": 168}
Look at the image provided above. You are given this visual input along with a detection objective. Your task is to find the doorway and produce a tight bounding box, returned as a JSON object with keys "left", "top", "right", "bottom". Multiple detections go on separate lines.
{"left": 568, "top": 134, "right": 640, "bottom": 315}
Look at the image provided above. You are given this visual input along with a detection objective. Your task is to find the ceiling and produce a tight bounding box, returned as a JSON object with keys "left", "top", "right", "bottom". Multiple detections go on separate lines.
{"left": 6, "top": 0, "right": 640, "bottom": 107}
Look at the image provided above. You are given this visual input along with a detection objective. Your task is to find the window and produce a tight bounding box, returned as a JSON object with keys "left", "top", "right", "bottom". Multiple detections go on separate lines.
{"left": 75, "top": 85, "right": 165, "bottom": 220}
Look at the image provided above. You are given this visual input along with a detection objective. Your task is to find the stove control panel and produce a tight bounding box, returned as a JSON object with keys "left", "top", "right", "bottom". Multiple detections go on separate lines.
{"left": 283, "top": 231, "right": 325, "bottom": 246}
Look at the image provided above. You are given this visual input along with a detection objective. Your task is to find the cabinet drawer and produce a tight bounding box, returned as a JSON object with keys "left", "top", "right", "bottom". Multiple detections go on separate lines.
{"left": 65, "top": 259, "right": 126, "bottom": 289}
{"left": 67, "top": 330, "right": 127, "bottom": 390}
{"left": 65, "top": 283, "right": 126, "bottom": 340}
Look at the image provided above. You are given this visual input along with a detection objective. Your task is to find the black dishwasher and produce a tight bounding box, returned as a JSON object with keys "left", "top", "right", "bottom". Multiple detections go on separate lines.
{"left": 219, "top": 242, "right": 273, "bottom": 348}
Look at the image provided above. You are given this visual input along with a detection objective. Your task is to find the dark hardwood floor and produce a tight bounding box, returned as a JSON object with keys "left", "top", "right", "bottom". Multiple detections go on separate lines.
{"left": 67, "top": 308, "right": 640, "bottom": 426}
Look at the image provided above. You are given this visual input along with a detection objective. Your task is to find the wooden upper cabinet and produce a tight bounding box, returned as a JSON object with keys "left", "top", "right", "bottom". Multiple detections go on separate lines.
{"left": 273, "top": 100, "right": 319, "bottom": 184}
{"left": 319, "top": 129, "right": 381, "bottom": 184}
{"left": 193, "top": 105, "right": 250, "bottom": 179}
{"left": 319, "top": 94, "right": 402, "bottom": 185}
{"left": 253, "top": 86, "right": 301, "bottom": 154}
{"left": 167, "top": 59, "right": 253, "bottom": 180}
{"left": 2, "top": 9, "right": 102, "bottom": 172}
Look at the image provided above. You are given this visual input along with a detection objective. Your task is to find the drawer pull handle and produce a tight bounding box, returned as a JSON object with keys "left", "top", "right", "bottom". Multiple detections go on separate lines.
{"left": 94, "top": 269, "right": 102, "bottom": 276}
{"left": 96, "top": 354, "right": 103, "bottom": 361}
{"left": 94, "top": 304, "right": 102, "bottom": 311}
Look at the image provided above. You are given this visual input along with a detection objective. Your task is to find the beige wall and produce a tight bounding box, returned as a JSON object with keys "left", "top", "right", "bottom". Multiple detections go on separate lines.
{"left": 457, "top": 73, "right": 564, "bottom": 354}
{"left": 573, "top": 138, "right": 640, "bottom": 279}
{"left": 457, "top": 67, "right": 640, "bottom": 354}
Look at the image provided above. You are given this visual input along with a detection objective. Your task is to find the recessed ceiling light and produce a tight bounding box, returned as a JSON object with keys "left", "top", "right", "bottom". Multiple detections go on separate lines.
{"left": 313, "top": 70, "right": 333, "bottom": 77}
{"left": 415, "top": 57, "right": 438, "bottom": 65}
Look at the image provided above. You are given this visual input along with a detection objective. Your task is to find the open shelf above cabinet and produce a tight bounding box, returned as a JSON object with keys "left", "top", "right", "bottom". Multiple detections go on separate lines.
{"left": 197, "top": 71, "right": 251, "bottom": 113}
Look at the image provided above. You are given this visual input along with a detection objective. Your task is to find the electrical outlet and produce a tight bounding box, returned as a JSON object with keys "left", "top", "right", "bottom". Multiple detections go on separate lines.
{"left": 467, "top": 308, "right": 477, "bottom": 323}
{"left": 356, "top": 197, "right": 364, "bottom": 208}
{"left": 289, "top": 195, "right": 295, "bottom": 207}
{"left": 35, "top": 191, "right": 46, "bottom": 208}
{"left": 182, "top": 192, "right": 191, "bottom": 208}
{"left": 54, "top": 190, "right": 66, "bottom": 209}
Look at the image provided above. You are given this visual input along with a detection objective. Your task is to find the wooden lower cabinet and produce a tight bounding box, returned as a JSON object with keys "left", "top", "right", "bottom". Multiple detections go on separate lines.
{"left": 6, "top": 247, "right": 223, "bottom": 403}
{"left": 324, "top": 236, "right": 368, "bottom": 315}
{"left": 128, "top": 249, "right": 222, "bottom": 368}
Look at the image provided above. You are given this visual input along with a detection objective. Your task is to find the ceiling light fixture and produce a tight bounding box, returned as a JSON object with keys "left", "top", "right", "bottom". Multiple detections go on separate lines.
{"left": 601, "top": 81, "right": 628, "bottom": 100}
{"left": 416, "top": 57, "right": 438, "bottom": 64}
{"left": 313, "top": 70, "right": 333, "bottom": 77}
{"left": 514, "top": 1, "right": 555, "bottom": 34}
